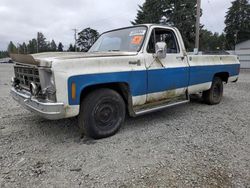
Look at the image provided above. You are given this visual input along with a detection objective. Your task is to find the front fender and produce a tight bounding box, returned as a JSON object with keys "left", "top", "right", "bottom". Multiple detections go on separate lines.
{"left": 68, "top": 71, "right": 147, "bottom": 106}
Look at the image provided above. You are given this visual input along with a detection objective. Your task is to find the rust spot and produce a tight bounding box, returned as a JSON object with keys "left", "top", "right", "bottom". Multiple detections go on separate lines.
{"left": 147, "top": 90, "right": 177, "bottom": 104}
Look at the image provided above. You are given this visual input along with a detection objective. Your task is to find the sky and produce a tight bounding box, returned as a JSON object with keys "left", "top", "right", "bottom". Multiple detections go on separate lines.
{"left": 0, "top": 0, "right": 233, "bottom": 51}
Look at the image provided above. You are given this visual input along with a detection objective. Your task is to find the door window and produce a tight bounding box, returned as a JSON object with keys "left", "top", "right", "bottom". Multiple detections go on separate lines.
{"left": 147, "top": 28, "right": 180, "bottom": 54}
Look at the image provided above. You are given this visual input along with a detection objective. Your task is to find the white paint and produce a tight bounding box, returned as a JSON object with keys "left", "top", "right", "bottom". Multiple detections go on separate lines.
{"left": 228, "top": 75, "right": 238, "bottom": 82}
{"left": 132, "top": 95, "right": 147, "bottom": 106}
{"left": 188, "top": 82, "right": 212, "bottom": 94}
{"left": 14, "top": 24, "right": 240, "bottom": 119}
{"left": 188, "top": 55, "right": 239, "bottom": 67}
{"left": 147, "top": 88, "right": 186, "bottom": 102}
{"left": 51, "top": 25, "right": 239, "bottom": 118}
{"left": 65, "top": 105, "right": 80, "bottom": 118}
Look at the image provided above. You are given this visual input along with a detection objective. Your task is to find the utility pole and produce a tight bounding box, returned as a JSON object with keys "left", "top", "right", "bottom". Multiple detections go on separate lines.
{"left": 23, "top": 44, "right": 25, "bottom": 54}
{"left": 17, "top": 43, "right": 20, "bottom": 54}
{"left": 72, "top": 29, "right": 78, "bottom": 52}
{"left": 37, "top": 32, "right": 39, "bottom": 53}
{"left": 195, "top": 0, "right": 201, "bottom": 54}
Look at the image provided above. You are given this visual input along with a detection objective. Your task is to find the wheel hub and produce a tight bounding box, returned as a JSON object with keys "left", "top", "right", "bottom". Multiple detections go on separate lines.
{"left": 94, "top": 102, "right": 118, "bottom": 128}
{"left": 98, "top": 106, "right": 113, "bottom": 123}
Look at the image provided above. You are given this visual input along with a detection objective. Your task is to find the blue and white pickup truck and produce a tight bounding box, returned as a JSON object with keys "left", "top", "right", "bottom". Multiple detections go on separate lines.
{"left": 11, "top": 24, "right": 240, "bottom": 139}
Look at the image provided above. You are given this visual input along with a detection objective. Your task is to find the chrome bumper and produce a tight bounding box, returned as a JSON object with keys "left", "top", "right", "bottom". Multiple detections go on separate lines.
{"left": 10, "top": 87, "right": 65, "bottom": 120}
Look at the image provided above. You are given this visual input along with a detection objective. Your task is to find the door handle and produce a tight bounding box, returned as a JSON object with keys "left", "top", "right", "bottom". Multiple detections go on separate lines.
{"left": 129, "top": 60, "right": 141, "bottom": 66}
{"left": 176, "top": 56, "right": 185, "bottom": 61}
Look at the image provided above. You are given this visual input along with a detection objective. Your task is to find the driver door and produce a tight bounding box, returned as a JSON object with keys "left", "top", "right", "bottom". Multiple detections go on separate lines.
{"left": 145, "top": 27, "right": 189, "bottom": 103}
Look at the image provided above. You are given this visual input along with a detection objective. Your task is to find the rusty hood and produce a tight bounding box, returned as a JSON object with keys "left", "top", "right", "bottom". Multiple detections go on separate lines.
{"left": 10, "top": 51, "right": 138, "bottom": 67}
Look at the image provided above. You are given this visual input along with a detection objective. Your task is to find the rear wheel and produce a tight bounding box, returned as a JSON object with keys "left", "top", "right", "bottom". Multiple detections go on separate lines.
{"left": 78, "top": 88, "right": 125, "bottom": 139}
{"left": 202, "top": 77, "right": 223, "bottom": 105}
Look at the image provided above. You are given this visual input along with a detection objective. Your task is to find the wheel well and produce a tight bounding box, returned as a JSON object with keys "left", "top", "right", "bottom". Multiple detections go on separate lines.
{"left": 80, "top": 82, "right": 131, "bottom": 111}
{"left": 214, "top": 72, "right": 229, "bottom": 83}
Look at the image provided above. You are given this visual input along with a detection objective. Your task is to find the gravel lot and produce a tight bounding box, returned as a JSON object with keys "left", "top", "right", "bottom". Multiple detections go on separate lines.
{"left": 0, "top": 64, "right": 250, "bottom": 188}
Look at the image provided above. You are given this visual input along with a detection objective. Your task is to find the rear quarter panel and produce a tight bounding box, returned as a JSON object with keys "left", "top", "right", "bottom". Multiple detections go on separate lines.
{"left": 188, "top": 55, "right": 240, "bottom": 94}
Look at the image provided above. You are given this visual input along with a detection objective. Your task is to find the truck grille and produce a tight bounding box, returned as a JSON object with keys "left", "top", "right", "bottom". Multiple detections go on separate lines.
{"left": 14, "top": 65, "right": 40, "bottom": 90}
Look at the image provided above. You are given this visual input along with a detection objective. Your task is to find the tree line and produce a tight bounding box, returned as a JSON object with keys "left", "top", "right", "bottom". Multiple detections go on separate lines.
{"left": 7, "top": 32, "right": 64, "bottom": 55}
{"left": 132, "top": 0, "right": 250, "bottom": 51}
{"left": 1, "top": 0, "right": 249, "bottom": 58}
{"left": 5, "top": 27, "right": 99, "bottom": 56}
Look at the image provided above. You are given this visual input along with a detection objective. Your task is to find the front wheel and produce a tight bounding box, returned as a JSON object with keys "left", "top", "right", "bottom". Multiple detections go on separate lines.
{"left": 202, "top": 77, "right": 224, "bottom": 105}
{"left": 78, "top": 88, "right": 125, "bottom": 139}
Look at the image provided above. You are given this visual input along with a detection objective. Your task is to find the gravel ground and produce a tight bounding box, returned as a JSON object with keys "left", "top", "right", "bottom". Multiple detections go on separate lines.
{"left": 0, "top": 64, "right": 250, "bottom": 188}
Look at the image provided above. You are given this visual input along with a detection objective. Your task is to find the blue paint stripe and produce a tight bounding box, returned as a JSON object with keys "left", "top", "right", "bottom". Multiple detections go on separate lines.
{"left": 189, "top": 64, "right": 240, "bottom": 85}
{"left": 68, "top": 71, "right": 147, "bottom": 105}
{"left": 148, "top": 67, "right": 189, "bottom": 93}
{"left": 68, "top": 64, "right": 240, "bottom": 105}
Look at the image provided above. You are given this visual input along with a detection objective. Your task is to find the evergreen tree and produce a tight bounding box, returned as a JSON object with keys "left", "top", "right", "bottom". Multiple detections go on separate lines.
{"left": 132, "top": 0, "right": 200, "bottom": 51}
{"left": 77, "top": 28, "right": 99, "bottom": 52}
{"left": 200, "top": 29, "right": 226, "bottom": 51}
{"left": 224, "top": 0, "right": 250, "bottom": 50}
{"left": 18, "top": 42, "right": 27, "bottom": 54}
{"left": 27, "top": 39, "right": 38, "bottom": 54}
{"left": 7, "top": 41, "right": 17, "bottom": 54}
{"left": 131, "top": 0, "right": 166, "bottom": 25}
{"left": 169, "top": 0, "right": 198, "bottom": 51}
{"left": 50, "top": 40, "right": 57, "bottom": 51}
{"left": 58, "top": 42, "right": 64, "bottom": 52}
{"left": 68, "top": 44, "right": 75, "bottom": 52}
{"left": 37, "top": 32, "right": 48, "bottom": 52}
{"left": 0, "top": 51, "right": 9, "bottom": 58}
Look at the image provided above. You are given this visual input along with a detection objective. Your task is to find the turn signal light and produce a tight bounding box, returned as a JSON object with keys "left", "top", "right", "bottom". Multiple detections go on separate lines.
{"left": 71, "top": 82, "right": 76, "bottom": 100}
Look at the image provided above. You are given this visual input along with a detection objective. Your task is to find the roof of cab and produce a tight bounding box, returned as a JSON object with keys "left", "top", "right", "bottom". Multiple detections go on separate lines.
{"left": 102, "top": 24, "right": 175, "bottom": 34}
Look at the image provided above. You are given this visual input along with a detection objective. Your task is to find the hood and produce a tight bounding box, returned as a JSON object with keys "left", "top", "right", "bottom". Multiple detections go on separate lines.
{"left": 10, "top": 51, "right": 138, "bottom": 67}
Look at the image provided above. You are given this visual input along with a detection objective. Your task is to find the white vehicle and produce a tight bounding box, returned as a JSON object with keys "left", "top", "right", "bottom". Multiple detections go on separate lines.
{"left": 11, "top": 24, "right": 240, "bottom": 139}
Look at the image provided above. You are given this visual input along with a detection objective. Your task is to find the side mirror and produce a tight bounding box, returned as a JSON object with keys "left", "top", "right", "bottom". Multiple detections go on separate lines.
{"left": 155, "top": 42, "right": 167, "bottom": 59}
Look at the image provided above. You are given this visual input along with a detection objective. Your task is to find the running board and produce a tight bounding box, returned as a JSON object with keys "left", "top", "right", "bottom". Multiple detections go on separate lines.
{"left": 134, "top": 100, "right": 190, "bottom": 116}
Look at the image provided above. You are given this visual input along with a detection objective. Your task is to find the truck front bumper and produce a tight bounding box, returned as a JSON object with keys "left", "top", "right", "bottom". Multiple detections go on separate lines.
{"left": 10, "top": 87, "right": 65, "bottom": 120}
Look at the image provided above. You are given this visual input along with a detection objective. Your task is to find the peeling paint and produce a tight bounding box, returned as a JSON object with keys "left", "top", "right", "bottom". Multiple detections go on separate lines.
{"left": 147, "top": 90, "right": 177, "bottom": 103}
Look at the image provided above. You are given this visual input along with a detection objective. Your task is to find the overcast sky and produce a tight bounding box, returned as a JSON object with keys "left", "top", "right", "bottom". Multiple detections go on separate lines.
{"left": 0, "top": 0, "right": 233, "bottom": 51}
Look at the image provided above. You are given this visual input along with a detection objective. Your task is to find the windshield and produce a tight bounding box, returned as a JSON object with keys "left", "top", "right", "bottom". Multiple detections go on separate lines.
{"left": 89, "top": 26, "right": 147, "bottom": 52}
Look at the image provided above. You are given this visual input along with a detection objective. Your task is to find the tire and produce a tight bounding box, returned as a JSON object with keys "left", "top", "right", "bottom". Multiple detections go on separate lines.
{"left": 202, "top": 77, "right": 224, "bottom": 105}
{"left": 78, "top": 88, "right": 125, "bottom": 139}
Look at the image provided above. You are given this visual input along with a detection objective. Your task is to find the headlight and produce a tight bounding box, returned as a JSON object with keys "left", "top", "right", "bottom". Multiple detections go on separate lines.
{"left": 39, "top": 68, "right": 56, "bottom": 102}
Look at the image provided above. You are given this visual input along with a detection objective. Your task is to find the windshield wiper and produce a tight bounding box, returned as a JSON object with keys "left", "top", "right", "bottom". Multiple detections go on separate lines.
{"left": 108, "top": 50, "right": 120, "bottom": 52}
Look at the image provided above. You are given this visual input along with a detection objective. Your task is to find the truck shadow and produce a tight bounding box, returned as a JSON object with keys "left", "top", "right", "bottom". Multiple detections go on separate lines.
{"left": 26, "top": 95, "right": 207, "bottom": 142}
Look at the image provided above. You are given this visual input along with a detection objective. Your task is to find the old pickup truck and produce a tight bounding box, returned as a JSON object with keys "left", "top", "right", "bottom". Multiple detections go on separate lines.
{"left": 10, "top": 24, "right": 240, "bottom": 139}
